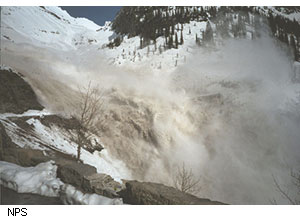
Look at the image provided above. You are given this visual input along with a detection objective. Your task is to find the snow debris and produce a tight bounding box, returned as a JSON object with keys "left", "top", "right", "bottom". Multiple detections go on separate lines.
{"left": 0, "top": 160, "right": 124, "bottom": 205}
{"left": 60, "top": 184, "right": 123, "bottom": 205}
{"left": 0, "top": 160, "right": 62, "bottom": 197}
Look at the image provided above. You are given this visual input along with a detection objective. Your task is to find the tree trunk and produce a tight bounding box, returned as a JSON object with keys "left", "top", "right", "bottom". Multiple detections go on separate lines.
{"left": 77, "top": 144, "right": 81, "bottom": 161}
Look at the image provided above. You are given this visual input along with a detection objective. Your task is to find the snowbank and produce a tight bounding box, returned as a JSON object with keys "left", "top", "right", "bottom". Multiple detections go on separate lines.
{"left": 60, "top": 184, "right": 123, "bottom": 205}
{"left": 0, "top": 160, "right": 62, "bottom": 197}
{"left": 0, "top": 160, "right": 124, "bottom": 205}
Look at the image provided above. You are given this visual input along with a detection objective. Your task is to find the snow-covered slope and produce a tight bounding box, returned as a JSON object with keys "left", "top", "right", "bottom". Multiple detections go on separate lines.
{"left": 1, "top": 6, "right": 207, "bottom": 71}
{"left": 103, "top": 21, "right": 208, "bottom": 70}
{"left": 0, "top": 109, "right": 132, "bottom": 182}
{"left": 2, "top": 6, "right": 297, "bottom": 72}
{"left": 1, "top": 6, "right": 113, "bottom": 50}
{"left": 2, "top": 6, "right": 299, "bottom": 68}
{"left": 260, "top": 6, "right": 300, "bottom": 22}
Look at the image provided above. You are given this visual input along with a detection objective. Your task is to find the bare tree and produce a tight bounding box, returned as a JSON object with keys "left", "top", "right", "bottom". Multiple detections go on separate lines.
{"left": 173, "top": 163, "right": 201, "bottom": 195}
{"left": 73, "top": 81, "right": 104, "bottom": 161}
{"left": 272, "top": 170, "right": 300, "bottom": 205}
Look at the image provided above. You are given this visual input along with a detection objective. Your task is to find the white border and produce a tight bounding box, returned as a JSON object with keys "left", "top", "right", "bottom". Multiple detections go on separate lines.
{"left": 0, "top": 205, "right": 299, "bottom": 221}
{"left": 0, "top": 1, "right": 299, "bottom": 221}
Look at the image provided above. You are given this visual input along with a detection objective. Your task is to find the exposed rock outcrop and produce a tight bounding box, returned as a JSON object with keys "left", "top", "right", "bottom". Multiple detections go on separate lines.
{"left": 119, "top": 180, "right": 226, "bottom": 205}
{"left": 0, "top": 69, "right": 43, "bottom": 114}
{"left": 0, "top": 185, "right": 63, "bottom": 205}
{"left": 0, "top": 122, "right": 49, "bottom": 166}
{"left": 82, "top": 173, "right": 123, "bottom": 198}
{"left": 56, "top": 160, "right": 123, "bottom": 198}
{"left": 56, "top": 160, "right": 97, "bottom": 190}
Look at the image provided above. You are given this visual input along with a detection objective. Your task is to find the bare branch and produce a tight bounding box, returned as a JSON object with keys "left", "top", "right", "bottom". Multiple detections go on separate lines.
{"left": 72, "top": 81, "right": 105, "bottom": 161}
{"left": 173, "top": 163, "right": 201, "bottom": 195}
{"left": 272, "top": 174, "right": 296, "bottom": 205}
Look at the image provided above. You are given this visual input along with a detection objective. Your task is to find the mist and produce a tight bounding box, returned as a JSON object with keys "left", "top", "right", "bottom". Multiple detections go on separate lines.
{"left": 1, "top": 29, "right": 300, "bottom": 204}
{"left": 170, "top": 36, "right": 300, "bottom": 204}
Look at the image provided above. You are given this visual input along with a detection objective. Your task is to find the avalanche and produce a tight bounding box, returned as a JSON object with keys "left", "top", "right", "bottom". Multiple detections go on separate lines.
{"left": 1, "top": 6, "right": 300, "bottom": 205}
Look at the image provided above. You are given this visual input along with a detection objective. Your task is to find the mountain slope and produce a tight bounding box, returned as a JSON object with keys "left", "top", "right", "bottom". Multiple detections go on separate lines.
{"left": 1, "top": 6, "right": 113, "bottom": 50}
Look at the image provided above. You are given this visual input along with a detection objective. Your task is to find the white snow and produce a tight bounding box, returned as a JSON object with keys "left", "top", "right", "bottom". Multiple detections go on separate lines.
{"left": 1, "top": 6, "right": 211, "bottom": 72}
{"left": 0, "top": 109, "right": 52, "bottom": 119}
{"left": 262, "top": 6, "right": 300, "bottom": 22}
{"left": 1, "top": 6, "right": 114, "bottom": 50}
{"left": 60, "top": 184, "right": 123, "bottom": 205}
{"left": 1, "top": 6, "right": 300, "bottom": 205}
{"left": 0, "top": 160, "right": 124, "bottom": 205}
{"left": 0, "top": 160, "right": 62, "bottom": 197}
{"left": 0, "top": 64, "right": 18, "bottom": 73}
{"left": 103, "top": 21, "right": 208, "bottom": 71}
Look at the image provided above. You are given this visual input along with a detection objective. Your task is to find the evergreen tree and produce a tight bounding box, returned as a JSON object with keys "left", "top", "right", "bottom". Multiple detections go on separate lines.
{"left": 203, "top": 21, "right": 214, "bottom": 43}
{"left": 268, "top": 12, "right": 276, "bottom": 35}
{"left": 290, "top": 35, "right": 298, "bottom": 61}
{"left": 253, "top": 14, "right": 261, "bottom": 38}
{"left": 114, "top": 36, "right": 121, "bottom": 47}
{"left": 284, "top": 33, "right": 289, "bottom": 45}
{"left": 168, "top": 35, "right": 173, "bottom": 49}
{"left": 237, "top": 13, "right": 246, "bottom": 37}
{"left": 140, "top": 37, "right": 143, "bottom": 49}
{"left": 180, "top": 30, "right": 184, "bottom": 44}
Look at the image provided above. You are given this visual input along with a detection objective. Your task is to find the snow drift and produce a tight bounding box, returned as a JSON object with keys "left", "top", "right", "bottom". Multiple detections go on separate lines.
{"left": 0, "top": 160, "right": 123, "bottom": 205}
{"left": 0, "top": 160, "right": 62, "bottom": 197}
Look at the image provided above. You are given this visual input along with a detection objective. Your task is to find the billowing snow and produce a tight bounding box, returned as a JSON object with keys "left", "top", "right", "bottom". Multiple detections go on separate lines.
{"left": 1, "top": 6, "right": 300, "bottom": 205}
{"left": 0, "top": 160, "right": 124, "bottom": 205}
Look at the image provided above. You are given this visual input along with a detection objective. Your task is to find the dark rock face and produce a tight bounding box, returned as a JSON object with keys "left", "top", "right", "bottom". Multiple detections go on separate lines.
{"left": 119, "top": 181, "right": 226, "bottom": 205}
{"left": 56, "top": 160, "right": 97, "bottom": 190}
{"left": 0, "top": 69, "right": 43, "bottom": 114}
{"left": 0, "top": 122, "right": 49, "bottom": 166}
{"left": 39, "top": 115, "right": 80, "bottom": 130}
{"left": 2, "top": 147, "right": 49, "bottom": 167}
{"left": 0, "top": 122, "right": 15, "bottom": 149}
{"left": 56, "top": 160, "right": 122, "bottom": 198}
{"left": 82, "top": 173, "right": 123, "bottom": 198}
{"left": 0, "top": 185, "right": 63, "bottom": 205}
